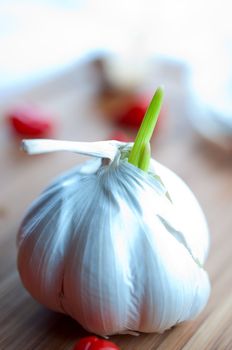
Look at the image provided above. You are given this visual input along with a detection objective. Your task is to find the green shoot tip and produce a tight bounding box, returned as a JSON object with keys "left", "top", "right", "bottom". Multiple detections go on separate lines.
{"left": 128, "top": 87, "right": 164, "bottom": 171}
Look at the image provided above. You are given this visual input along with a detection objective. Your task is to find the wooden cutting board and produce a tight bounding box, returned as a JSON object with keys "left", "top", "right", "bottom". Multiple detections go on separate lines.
{"left": 0, "top": 61, "right": 232, "bottom": 350}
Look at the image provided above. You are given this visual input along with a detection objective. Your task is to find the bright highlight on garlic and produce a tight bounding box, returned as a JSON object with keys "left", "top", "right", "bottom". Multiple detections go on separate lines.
{"left": 17, "top": 88, "right": 210, "bottom": 336}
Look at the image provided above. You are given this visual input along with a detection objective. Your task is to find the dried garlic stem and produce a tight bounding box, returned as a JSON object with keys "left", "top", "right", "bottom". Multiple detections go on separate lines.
{"left": 21, "top": 139, "right": 123, "bottom": 161}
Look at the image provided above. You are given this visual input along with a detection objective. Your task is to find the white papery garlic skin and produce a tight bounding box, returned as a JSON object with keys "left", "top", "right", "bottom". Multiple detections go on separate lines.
{"left": 18, "top": 140, "right": 210, "bottom": 336}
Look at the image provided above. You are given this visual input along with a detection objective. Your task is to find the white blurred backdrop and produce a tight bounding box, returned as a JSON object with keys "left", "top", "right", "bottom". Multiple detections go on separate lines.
{"left": 0, "top": 0, "right": 231, "bottom": 105}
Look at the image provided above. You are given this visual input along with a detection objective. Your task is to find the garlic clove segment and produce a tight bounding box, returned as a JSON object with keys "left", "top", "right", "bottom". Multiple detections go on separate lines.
{"left": 150, "top": 160, "right": 210, "bottom": 266}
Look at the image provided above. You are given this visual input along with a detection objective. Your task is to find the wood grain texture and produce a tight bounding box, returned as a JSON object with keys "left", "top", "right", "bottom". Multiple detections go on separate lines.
{"left": 1, "top": 62, "right": 232, "bottom": 350}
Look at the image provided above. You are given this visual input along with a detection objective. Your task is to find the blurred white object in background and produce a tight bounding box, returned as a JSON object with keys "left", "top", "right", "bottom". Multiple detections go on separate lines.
{"left": 0, "top": 0, "right": 231, "bottom": 140}
{"left": 0, "top": 0, "right": 94, "bottom": 97}
{"left": 102, "top": 48, "right": 152, "bottom": 91}
{"left": 187, "top": 29, "right": 232, "bottom": 149}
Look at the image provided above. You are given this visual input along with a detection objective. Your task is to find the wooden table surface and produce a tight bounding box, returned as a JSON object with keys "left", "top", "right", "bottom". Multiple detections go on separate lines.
{"left": 1, "top": 61, "right": 232, "bottom": 350}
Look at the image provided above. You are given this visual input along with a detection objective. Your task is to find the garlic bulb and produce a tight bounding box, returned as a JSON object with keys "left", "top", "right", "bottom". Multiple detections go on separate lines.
{"left": 17, "top": 88, "right": 210, "bottom": 336}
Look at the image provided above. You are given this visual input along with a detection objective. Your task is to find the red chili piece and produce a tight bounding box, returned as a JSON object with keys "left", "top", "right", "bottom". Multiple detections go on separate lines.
{"left": 73, "top": 336, "right": 120, "bottom": 350}
{"left": 116, "top": 96, "right": 163, "bottom": 130}
{"left": 116, "top": 97, "right": 149, "bottom": 128}
{"left": 7, "top": 106, "right": 54, "bottom": 137}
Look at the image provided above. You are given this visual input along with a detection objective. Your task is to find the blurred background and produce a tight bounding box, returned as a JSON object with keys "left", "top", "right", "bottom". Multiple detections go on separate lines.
{"left": 0, "top": 0, "right": 231, "bottom": 150}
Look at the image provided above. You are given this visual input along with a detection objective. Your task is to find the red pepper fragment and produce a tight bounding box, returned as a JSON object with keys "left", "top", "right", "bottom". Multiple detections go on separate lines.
{"left": 7, "top": 106, "right": 54, "bottom": 137}
{"left": 115, "top": 95, "right": 164, "bottom": 130}
{"left": 116, "top": 96, "right": 149, "bottom": 129}
{"left": 73, "top": 336, "right": 120, "bottom": 350}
